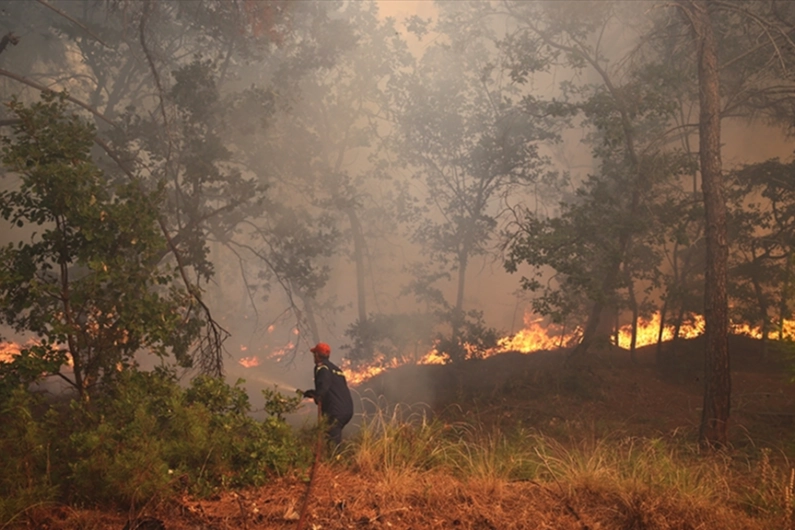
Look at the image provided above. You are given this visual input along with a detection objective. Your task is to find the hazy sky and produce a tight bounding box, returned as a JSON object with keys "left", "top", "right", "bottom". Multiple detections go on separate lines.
{"left": 377, "top": 0, "right": 437, "bottom": 20}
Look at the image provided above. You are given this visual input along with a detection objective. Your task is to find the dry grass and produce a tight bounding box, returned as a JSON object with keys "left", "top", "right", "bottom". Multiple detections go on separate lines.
{"left": 23, "top": 463, "right": 771, "bottom": 530}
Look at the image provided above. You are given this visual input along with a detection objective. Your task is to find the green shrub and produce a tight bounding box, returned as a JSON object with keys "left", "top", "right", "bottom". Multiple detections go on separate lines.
{"left": 63, "top": 370, "right": 309, "bottom": 503}
{"left": 0, "top": 367, "right": 309, "bottom": 521}
{"left": 0, "top": 388, "right": 58, "bottom": 525}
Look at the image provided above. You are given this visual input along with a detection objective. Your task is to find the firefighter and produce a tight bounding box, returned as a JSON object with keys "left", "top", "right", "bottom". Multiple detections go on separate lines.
{"left": 302, "top": 342, "right": 353, "bottom": 446}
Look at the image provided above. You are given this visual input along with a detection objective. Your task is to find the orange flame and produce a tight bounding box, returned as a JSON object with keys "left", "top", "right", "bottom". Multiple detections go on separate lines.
{"left": 0, "top": 341, "right": 21, "bottom": 363}
{"left": 340, "top": 356, "right": 402, "bottom": 386}
{"left": 616, "top": 313, "right": 704, "bottom": 349}
{"left": 267, "top": 342, "right": 295, "bottom": 363}
{"left": 499, "top": 317, "right": 581, "bottom": 352}
{"left": 339, "top": 312, "right": 795, "bottom": 386}
{"left": 239, "top": 356, "right": 260, "bottom": 368}
{"left": 0, "top": 339, "right": 71, "bottom": 368}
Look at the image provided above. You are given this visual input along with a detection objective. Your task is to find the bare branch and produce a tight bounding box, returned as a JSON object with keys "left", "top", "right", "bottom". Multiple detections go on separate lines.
{"left": 94, "top": 135, "right": 230, "bottom": 377}
{"left": 34, "top": 0, "right": 109, "bottom": 48}
{"left": 139, "top": 0, "right": 170, "bottom": 141}
{"left": 0, "top": 67, "right": 115, "bottom": 126}
{"left": 713, "top": 0, "right": 795, "bottom": 73}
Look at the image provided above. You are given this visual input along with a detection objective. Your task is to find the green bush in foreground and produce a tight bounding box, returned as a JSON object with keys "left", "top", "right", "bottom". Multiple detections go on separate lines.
{"left": 0, "top": 369, "right": 307, "bottom": 524}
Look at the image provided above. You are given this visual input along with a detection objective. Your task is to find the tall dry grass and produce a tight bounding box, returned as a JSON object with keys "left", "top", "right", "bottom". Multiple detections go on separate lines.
{"left": 342, "top": 403, "right": 795, "bottom": 529}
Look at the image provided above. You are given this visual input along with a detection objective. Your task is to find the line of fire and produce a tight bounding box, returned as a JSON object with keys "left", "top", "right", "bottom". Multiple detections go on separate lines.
{"left": 6, "top": 311, "right": 791, "bottom": 387}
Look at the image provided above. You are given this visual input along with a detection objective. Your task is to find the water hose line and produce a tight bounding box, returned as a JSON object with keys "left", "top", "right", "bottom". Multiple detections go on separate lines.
{"left": 296, "top": 401, "right": 323, "bottom": 530}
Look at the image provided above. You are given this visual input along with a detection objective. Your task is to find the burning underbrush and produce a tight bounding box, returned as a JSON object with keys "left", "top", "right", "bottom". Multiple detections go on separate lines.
{"left": 333, "top": 312, "right": 795, "bottom": 387}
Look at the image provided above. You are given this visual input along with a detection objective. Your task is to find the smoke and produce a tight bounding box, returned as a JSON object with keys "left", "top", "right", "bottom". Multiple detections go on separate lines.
{"left": 1, "top": 0, "right": 793, "bottom": 417}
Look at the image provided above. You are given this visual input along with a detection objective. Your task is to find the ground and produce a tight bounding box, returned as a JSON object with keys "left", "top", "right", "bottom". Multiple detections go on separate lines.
{"left": 17, "top": 336, "right": 795, "bottom": 529}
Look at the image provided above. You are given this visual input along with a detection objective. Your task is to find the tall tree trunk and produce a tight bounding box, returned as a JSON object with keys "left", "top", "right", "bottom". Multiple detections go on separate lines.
{"left": 345, "top": 206, "right": 373, "bottom": 359}
{"left": 656, "top": 296, "right": 669, "bottom": 364}
{"left": 346, "top": 207, "right": 368, "bottom": 324}
{"left": 749, "top": 253, "right": 770, "bottom": 358}
{"left": 659, "top": 240, "right": 682, "bottom": 366}
{"left": 627, "top": 276, "right": 639, "bottom": 363}
{"left": 450, "top": 248, "right": 469, "bottom": 363}
{"left": 575, "top": 266, "right": 624, "bottom": 355}
{"left": 684, "top": 0, "right": 731, "bottom": 448}
{"left": 297, "top": 291, "right": 321, "bottom": 346}
{"left": 780, "top": 250, "right": 793, "bottom": 341}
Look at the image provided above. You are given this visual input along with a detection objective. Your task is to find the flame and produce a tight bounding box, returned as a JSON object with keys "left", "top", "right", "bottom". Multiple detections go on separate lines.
{"left": 0, "top": 339, "right": 72, "bottom": 368}
{"left": 339, "top": 311, "right": 795, "bottom": 386}
{"left": 418, "top": 349, "right": 447, "bottom": 365}
{"left": 615, "top": 313, "right": 795, "bottom": 348}
{"left": 267, "top": 342, "right": 295, "bottom": 362}
{"left": 499, "top": 316, "right": 581, "bottom": 352}
{"left": 239, "top": 356, "right": 260, "bottom": 368}
{"left": 616, "top": 313, "right": 704, "bottom": 349}
{"left": 0, "top": 341, "right": 21, "bottom": 363}
{"left": 340, "top": 356, "right": 402, "bottom": 386}
{"left": 237, "top": 342, "right": 261, "bottom": 367}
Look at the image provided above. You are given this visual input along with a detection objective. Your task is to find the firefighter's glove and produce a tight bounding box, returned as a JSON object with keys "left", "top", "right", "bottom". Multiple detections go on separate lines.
{"left": 303, "top": 389, "right": 316, "bottom": 399}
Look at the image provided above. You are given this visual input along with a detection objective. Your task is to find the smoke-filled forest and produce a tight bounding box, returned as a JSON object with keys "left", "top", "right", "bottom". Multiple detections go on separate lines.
{"left": 1, "top": 1, "right": 795, "bottom": 528}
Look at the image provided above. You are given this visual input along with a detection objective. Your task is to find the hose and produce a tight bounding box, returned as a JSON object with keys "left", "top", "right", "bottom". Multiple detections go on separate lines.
{"left": 296, "top": 401, "right": 323, "bottom": 530}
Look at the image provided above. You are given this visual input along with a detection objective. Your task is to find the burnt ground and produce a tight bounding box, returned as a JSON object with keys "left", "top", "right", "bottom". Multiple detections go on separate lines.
{"left": 16, "top": 335, "right": 795, "bottom": 530}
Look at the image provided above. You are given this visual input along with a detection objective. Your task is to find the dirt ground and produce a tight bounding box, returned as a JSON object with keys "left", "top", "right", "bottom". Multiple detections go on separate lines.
{"left": 25, "top": 463, "right": 770, "bottom": 530}
{"left": 17, "top": 336, "right": 795, "bottom": 530}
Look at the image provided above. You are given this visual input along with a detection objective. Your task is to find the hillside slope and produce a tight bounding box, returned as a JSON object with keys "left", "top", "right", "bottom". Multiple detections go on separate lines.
{"left": 357, "top": 335, "right": 795, "bottom": 446}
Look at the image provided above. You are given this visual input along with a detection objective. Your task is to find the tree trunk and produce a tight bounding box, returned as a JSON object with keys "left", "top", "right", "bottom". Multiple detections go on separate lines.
{"left": 346, "top": 207, "right": 368, "bottom": 324}
{"left": 527, "top": 27, "right": 644, "bottom": 358}
{"left": 656, "top": 296, "right": 669, "bottom": 365}
{"left": 345, "top": 206, "right": 373, "bottom": 359}
{"left": 573, "top": 271, "right": 620, "bottom": 355}
{"left": 685, "top": 0, "right": 731, "bottom": 449}
{"left": 450, "top": 249, "right": 469, "bottom": 363}
{"left": 297, "top": 291, "right": 321, "bottom": 346}
{"left": 780, "top": 250, "right": 793, "bottom": 341}
{"left": 749, "top": 254, "right": 769, "bottom": 359}
{"left": 628, "top": 278, "right": 639, "bottom": 363}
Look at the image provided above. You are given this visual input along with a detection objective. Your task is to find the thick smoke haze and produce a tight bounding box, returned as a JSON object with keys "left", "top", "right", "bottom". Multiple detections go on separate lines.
{"left": 0, "top": 0, "right": 793, "bottom": 417}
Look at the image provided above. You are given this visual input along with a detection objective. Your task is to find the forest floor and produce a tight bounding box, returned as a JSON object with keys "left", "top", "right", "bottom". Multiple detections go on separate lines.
{"left": 21, "top": 335, "right": 795, "bottom": 530}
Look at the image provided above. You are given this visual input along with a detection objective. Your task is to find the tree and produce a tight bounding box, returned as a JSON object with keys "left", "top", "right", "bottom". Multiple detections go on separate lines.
{"left": 392, "top": 3, "right": 559, "bottom": 362}
{"left": 499, "top": 1, "right": 694, "bottom": 357}
{"left": 661, "top": 0, "right": 795, "bottom": 447}
{"left": 250, "top": 1, "right": 414, "bottom": 359}
{"left": 651, "top": 189, "right": 705, "bottom": 364}
{"left": 668, "top": 0, "right": 795, "bottom": 448}
{"left": 0, "top": 93, "right": 202, "bottom": 400}
{"left": 0, "top": 0, "right": 361, "bottom": 369}
{"left": 727, "top": 159, "right": 795, "bottom": 351}
{"left": 680, "top": 0, "right": 730, "bottom": 450}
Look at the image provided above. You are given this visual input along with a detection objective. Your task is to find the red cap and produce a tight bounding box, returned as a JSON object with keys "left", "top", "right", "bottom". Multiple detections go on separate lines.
{"left": 310, "top": 342, "right": 331, "bottom": 356}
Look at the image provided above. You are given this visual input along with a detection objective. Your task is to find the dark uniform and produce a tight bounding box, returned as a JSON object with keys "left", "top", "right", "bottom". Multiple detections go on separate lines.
{"left": 312, "top": 357, "right": 353, "bottom": 446}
